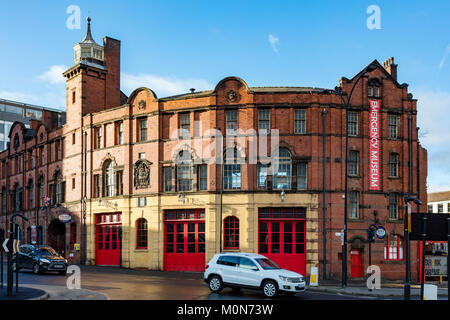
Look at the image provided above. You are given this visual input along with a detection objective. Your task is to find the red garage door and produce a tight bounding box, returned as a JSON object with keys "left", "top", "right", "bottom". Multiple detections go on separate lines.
{"left": 164, "top": 209, "right": 206, "bottom": 271}
{"left": 95, "top": 213, "right": 122, "bottom": 266}
{"left": 258, "top": 208, "right": 306, "bottom": 276}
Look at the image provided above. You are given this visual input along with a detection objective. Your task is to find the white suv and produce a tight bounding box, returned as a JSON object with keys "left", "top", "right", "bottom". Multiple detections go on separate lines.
{"left": 204, "top": 253, "right": 306, "bottom": 298}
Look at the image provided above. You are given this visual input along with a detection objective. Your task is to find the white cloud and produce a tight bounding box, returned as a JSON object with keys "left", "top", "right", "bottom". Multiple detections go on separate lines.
{"left": 438, "top": 44, "right": 450, "bottom": 71}
{"left": 37, "top": 65, "right": 68, "bottom": 84}
{"left": 121, "top": 73, "right": 213, "bottom": 97}
{"left": 416, "top": 89, "right": 450, "bottom": 193}
{"left": 268, "top": 34, "right": 279, "bottom": 53}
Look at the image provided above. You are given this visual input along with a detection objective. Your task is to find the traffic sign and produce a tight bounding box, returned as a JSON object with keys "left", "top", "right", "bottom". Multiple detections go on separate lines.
{"left": 376, "top": 226, "right": 386, "bottom": 239}
{"left": 13, "top": 240, "right": 20, "bottom": 254}
{"left": 2, "top": 238, "right": 12, "bottom": 253}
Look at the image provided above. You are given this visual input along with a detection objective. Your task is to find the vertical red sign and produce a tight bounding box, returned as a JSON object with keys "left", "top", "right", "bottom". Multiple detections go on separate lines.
{"left": 369, "top": 100, "right": 380, "bottom": 190}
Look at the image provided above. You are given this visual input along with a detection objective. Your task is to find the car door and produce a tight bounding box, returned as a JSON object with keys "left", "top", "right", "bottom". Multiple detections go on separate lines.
{"left": 218, "top": 256, "right": 240, "bottom": 285}
{"left": 17, "top": 246, "right": 31, "bottom": 269}
{"left": 235, "top": 257, "right": 261, "bottom": 287}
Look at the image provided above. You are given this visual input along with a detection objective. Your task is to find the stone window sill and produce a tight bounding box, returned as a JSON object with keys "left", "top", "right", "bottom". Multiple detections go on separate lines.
{"left": 135, "top": 249, "right": 149, "bottom": 253}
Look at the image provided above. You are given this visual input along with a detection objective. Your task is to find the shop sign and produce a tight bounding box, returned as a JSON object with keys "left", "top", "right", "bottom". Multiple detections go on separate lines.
{"left": 425, "top": 256, "right": 447, "bottom": 277}
{"left": 59, "top": 213, "right": 72, "bottom": 223}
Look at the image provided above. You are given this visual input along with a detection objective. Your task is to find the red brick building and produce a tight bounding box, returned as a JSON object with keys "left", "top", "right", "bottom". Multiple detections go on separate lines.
{"left": 0, "top": 18, "right": 427, "bottom": 281}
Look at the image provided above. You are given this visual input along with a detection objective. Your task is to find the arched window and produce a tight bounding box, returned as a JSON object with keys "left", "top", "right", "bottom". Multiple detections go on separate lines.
{"left": 273, "top": 148, "right": 291, "bottom": 190}
{"left": 55, "top": 171, "right": 64, "bottom": 204}
{"left": 28, "top": 179, "right": 34, "bottom": 209}
{"left": 224, "top": 216, "right": 239, "bottom": 250}
{"left": 104, "top": 160, "right": 115, "bottom": 197}
{"left": 224, "top": 148, "right": 242, "bottom": 190}
{"left": 136, "top": 218, "right": 148, "bottom": 249}
{"left": 176, "top": 150, "right": 193, "bottom": 191}
{"left": 384, "top": 235, "right": 404, "bottom": 261}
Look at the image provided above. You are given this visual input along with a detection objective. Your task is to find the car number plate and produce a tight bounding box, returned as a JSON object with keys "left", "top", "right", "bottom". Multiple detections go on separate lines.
{"left": 54, "top": 265, "right": 63, "bottom": 268}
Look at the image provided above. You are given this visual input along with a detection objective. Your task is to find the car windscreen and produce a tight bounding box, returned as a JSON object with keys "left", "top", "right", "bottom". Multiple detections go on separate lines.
{"left": 36, "top": 247, "right": 57, "bottom": 256}
{"left": 255, "top": 258, "right": 280, "bottom": 270}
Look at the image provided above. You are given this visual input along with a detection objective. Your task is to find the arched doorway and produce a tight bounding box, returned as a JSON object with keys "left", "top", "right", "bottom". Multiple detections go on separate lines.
{"left": 350, "top": 237, "right": 366, "bottom": 279}
{"left": 48, "top": 219, "right": 66, "bottom": 257}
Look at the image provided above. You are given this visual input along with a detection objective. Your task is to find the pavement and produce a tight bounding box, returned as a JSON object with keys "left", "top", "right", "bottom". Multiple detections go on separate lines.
{"left": 307, "top": 279, "right": 449, "bottom": 299}
{"left": 0, "top": 286, "right": 48, "bottom": 300}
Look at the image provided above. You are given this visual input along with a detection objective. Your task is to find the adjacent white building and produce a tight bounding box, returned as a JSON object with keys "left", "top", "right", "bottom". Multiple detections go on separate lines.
{"left": 427, "top": 191, "right": 450, "bottom": 213}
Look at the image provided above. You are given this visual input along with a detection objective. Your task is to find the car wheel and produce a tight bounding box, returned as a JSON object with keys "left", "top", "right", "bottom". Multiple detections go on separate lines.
{"left": 262, "top": 280, "right": 278, "bottom": 298}
{"left": 32, "top": 263, "right": 40, "bottom": 274}
{"left": 208, "top": 275, "right": 223, "bottom": 293}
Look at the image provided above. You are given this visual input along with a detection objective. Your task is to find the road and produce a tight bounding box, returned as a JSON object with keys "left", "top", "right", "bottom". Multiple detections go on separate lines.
{"left": 0, "top": 262, "right": 382, "bottom": 300}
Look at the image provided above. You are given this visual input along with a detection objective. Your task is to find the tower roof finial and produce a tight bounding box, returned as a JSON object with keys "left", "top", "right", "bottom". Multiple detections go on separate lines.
{"left": 81, "top": 16, "right": 98, "bottom": 45}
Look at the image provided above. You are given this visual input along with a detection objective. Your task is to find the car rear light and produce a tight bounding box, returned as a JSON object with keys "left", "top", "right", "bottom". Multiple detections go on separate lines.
{"left": 205, "top": 264, "right": 209, "bottom": 269}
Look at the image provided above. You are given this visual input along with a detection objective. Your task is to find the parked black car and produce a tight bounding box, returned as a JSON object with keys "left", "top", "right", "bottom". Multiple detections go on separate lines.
{"left": 13, "top": 245, "right": 68, "bottom": 275}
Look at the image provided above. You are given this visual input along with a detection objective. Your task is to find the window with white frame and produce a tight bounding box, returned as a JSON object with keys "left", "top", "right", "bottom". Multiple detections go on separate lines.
{"left": 224, "top": 148, "right": 241, "bottom": 190}
{"left": 273, "top": 148, "right": 291, "bottom": 190}
{"left": 104, "top": 161, "right": 115, "bottom": 197}
{"left": 294, "top": 109, "right": 306, "bottom": 134}
{"left": 179, "top": 113, "right": 190, "bottom": 136}
{"left": 384, "top": 235, "right": 404, "bottom": 261}
{"left": 349, "top": 191, "right": 359, "bottom": 219}
{"left": 257, "top": 163, "right": 268, "bottom": 189}
{"left": 176, "top": 151, "right": 193, "bottom": 192}
{"left": 258, "top": 109, "right": 270, "bottom": 133}
{"left": 348, "top": 111, "right": 358, "bottom": 136}
{"left": 389, "top": 193, "right": 399, "bottom": 220}
{"left": 389, "top": 153, "right": 399, "bottom": 177}
{"left": 226, "top": 110, "right": 238, "bottom": 133}
{"left": 348, "top": 150, "right": 359, "bottom": 176}
{"left": 297, "top": 162, "right": 307, "bottom": 190}
{"left": 388, "top": 115, "right": 399, "bottom": 139}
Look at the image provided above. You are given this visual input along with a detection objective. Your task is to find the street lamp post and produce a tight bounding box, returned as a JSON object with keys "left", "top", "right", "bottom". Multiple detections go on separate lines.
{"left": 316, "top": 63, "right": 377, "bottom": 288}
{"left": 403, "top": 195, "right": 423, "bottom": 300}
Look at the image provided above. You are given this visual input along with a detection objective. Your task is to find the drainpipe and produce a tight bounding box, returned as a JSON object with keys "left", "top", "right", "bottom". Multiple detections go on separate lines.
{"left": 82, "top": 131, "right": 87, "bottom": 265}
{"left": 322, "top": 108, "right": 327, "bottom": 280}
{"left": 408, "top": 113, "right": 413, "bottom": 195}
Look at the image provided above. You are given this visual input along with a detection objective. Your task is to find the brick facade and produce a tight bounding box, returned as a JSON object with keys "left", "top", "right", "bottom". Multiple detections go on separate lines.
{"left": 0, "top": 22, "right": 427, "bottom": 281}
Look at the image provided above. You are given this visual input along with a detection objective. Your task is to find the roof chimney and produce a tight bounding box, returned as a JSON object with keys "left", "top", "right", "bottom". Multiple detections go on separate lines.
{"left": 382, "top": 57, "right": 397, "bottom": 81}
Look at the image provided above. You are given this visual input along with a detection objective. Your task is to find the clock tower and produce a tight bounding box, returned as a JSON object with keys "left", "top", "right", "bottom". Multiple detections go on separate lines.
{"left": 63, "top": 17, "right": 123, "bottom": 131}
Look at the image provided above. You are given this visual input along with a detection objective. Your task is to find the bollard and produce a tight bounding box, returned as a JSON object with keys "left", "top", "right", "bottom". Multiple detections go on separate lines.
{"left": 423, "top": 284, "right": 438, "bottom": 300}
{"left": 309, "top": 266, "right": 319, "bottom": 287}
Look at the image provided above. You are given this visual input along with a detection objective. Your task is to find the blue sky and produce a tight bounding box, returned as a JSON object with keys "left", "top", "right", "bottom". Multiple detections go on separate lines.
{"left": 0, "top": 0, "right": 449, "bottom": 192}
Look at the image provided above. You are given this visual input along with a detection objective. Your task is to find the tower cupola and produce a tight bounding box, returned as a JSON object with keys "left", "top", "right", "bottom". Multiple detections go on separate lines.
{"left": 73, "top": 17, "right": 105, "bottom": 67}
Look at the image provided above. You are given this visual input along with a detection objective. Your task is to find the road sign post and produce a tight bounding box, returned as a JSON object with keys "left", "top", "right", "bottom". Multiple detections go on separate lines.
{"left": 0, "top": 236, "right": 3, "bottom": 289}
{"left": 6, "top": 213, "right": 28, "bottom": 296}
